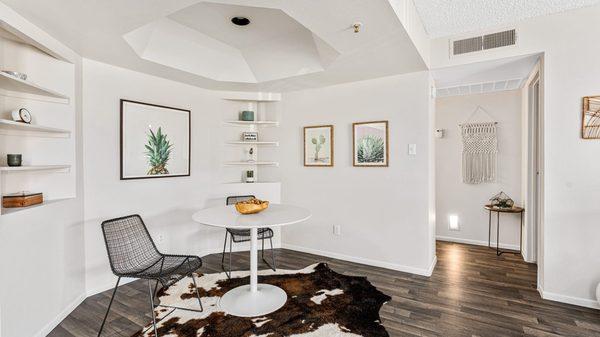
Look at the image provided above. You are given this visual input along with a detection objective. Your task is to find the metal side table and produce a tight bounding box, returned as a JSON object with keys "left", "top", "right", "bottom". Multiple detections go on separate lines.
{"left": 485, "top": 205, "right": 524, "bottom": 256}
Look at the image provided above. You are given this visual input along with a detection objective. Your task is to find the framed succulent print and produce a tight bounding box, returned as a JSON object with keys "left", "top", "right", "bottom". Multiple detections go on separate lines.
{"left": 353, "top": 121, "right": 389, "bottom": 167}
{"left": 120, "top": 99, "right": 190, "bottom": 180}
{"left": 304, "top": 125, "right": 334, "bottom": 167}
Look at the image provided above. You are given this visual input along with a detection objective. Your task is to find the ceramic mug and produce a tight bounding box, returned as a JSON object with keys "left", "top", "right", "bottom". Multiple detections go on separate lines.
{"left": 241, "top": 110, "right": 255, "bottom": 121}
{"left": 7, "top": 154, "right": 22, "bottom": 167}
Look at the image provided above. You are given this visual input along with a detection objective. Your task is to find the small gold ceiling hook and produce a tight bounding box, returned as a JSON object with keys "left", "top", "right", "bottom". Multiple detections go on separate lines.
{"left": 353, "top": 22, "right": 363, "bottom": 33}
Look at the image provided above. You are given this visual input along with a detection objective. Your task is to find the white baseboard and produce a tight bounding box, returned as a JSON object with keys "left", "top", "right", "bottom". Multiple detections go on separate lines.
{"left": 281, "top": 243, "right": 436, "bottom": 277}
{"left": 538, "top": 286, "right": 600, "bottom": 310}
{"left": 436, "top": 235, "right": 521, "bottom": 251}
{"left": 86, "top": 277, "right": 138, "bottom": 297}
{"left": 36, "top": 293, "right": 86, "bottom": 337}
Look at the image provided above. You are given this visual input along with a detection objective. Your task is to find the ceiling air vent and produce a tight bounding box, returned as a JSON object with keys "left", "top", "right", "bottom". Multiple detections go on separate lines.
{"left": 452, "top": 29, "right": 516, "bottom": 56}
{"left": 484, "top": 29, "right": 516, "bottom": 50}
{"left": 453, "top": 36, "right": 482, "bottom": 55}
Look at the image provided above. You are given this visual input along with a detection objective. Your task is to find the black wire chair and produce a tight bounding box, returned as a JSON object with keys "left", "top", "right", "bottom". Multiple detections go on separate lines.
{"left": 222, "top": 195, "right": 276, "bottom": 278}
{"left": 98, "top": 214, "right": 203, "bottom": 337}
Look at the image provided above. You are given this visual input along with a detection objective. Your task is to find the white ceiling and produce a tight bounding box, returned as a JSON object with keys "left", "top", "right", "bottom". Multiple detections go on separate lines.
{"left": 413, "top": 0, "right": 600, "bottom": 38}
{"left": 1, "top": 0, "right": 428, "bottom": 92}
{"left": 433, "top": 53, "right": 540, "bottom": 97}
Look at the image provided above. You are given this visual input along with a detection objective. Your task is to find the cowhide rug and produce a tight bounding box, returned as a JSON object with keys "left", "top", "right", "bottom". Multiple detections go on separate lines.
{"left": 133, "top": 263, "right": 391, "bottom": 337}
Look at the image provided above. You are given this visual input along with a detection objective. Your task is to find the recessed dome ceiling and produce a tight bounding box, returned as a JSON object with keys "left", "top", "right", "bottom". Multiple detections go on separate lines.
{"left": 123, "top": 2, "right": 340, "bottom": 83}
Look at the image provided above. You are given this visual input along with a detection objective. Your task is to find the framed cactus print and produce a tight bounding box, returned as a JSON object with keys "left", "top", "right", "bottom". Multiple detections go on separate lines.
{"left": 353, "top": 121, "right": 389, "bottom": 167}
{"left": 304, "top": 125, "right": 334, "bottom": 167}
{"left": 120, "top": 99, "right": 190, "bottom": 180}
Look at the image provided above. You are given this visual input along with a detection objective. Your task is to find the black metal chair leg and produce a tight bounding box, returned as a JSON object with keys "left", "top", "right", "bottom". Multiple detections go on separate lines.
{"left": 221, "top": 231, "right": 228, "bottom": 268}
{"left": 148, "top": 280, "right": 158, "bottom": 337}
{"left": 227, "top": 236, "right": 233, "bottom": 279}
{"left": 261, "top": 237, "right": 277, "bottom": 272}
{"left": 190, "top": 273, "right": 204, "bottom": 312}
{"left": 98, "top": 277, "right": 121, "bottom": 337}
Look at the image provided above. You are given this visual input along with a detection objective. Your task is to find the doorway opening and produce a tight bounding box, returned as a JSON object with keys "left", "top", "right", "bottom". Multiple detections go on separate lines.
{"left": 431, "top": 53, "right": 545, "bottom": 278}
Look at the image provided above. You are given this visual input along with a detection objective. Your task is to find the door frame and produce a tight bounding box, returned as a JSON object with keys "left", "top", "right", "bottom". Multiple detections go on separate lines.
{"left": 521, "top": 56, "right": 545, "bottom": 288}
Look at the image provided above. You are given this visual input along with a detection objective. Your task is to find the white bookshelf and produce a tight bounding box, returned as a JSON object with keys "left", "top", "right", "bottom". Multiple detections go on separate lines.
{"left": 0, "top": 22, "right": 76, "bottom": 216}
{"left": 0, "top": 165, "right": 71, "bottom": 172}
{"left": 1, "top": 197, "right": 74, "bottom": 215}
{"left": 224, "top": 120, "right": 279, "bottom": 127}
{"left": 222, "top": 94, "right": 281, "bottom": 184}
{"left": 0, "top": 119, "right": 70, "bottom": 136}
{"left": 224, "top": 161, "right": 279, "bottom": 167}
{"left": 0, "top": 71, "right": 69, "bottom": 102}
{"left": 226, "top": 141, "right": 279, "bottom": 146}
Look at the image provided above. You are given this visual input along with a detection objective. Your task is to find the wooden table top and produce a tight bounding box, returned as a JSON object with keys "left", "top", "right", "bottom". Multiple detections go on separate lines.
{"left": 484, "top": 205, "right": 524, "bottom": 213}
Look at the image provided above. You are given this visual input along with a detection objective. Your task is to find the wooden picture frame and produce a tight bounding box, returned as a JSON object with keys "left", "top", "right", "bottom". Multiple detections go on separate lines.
{"left": 120, "top": 99, "right": 191, "bottom": 180}
{"left": 353, "top": 121, "right": 389, "bottom": 167}
{"left": 304, "top": 125, "right": 334, "bottom": 167}
{"left": 582, "top": 95, "right": 600, "bottom": 139}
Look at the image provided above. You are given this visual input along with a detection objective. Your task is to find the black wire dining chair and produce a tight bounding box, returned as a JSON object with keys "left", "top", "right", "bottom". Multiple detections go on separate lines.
{"left": 98, "top": 214, "right": 203, "bottom": 337}
{"left": 221, "top": 195, "right": 276, "bottom": 278}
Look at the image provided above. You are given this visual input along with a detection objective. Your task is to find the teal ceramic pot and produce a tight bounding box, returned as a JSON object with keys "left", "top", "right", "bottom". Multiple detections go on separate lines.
{"left": 7, "top": 154, "right": 22, "bottom": 167}
{"left": 241, "top": 110, "right": 255, "bottom": 121}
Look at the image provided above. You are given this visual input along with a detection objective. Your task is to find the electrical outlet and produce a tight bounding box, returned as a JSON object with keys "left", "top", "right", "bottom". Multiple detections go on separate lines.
{"left": 333, "top": 225, "right": 341, "bottom": 236}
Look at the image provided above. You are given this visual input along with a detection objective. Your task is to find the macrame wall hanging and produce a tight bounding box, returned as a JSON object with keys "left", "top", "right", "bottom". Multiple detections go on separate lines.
{"left": 460, "top": 106, "right": 498, "bottom": 184}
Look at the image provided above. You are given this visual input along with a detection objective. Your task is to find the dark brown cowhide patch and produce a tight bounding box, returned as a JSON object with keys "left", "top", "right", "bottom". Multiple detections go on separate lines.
{"left": 133, "top": 263, "right": 391, "bottom": 337}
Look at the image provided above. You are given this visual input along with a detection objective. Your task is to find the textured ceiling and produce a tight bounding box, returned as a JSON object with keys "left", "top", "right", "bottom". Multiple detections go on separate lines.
{"left": 413, "top": 0, "right": 600, "bottom": 38}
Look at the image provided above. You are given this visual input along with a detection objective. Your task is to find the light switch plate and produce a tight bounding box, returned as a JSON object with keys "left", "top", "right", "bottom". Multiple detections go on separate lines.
{"left": 408, "top": 144, "right": 417, "bottom": 155}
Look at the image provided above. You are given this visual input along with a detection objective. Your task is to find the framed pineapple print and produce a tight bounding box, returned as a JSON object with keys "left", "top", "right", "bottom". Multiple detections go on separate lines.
{"left": 353, "top": 121, "right": 389, "bottom": 167}
{"left": 120, "top": 99, "right": 190, "bottom": 180}
{"left": 304, "top": 125, "right": 334, "bottom": 166}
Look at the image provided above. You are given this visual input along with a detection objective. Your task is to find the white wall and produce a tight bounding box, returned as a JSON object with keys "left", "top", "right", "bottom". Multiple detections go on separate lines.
{"left": 431, "top": 5, "right": 600, "bottom": 309}
{"left": 82, "top": 59, "right": 281, "bottom": 295}
{"left": 435, "top": 91, "right": 522, "bottom": 249}
{"left": 279, "top": 71, "right": 436, "bottom": 275}
{"left": 0, "top": 4, "right": 85, "bottom": 336}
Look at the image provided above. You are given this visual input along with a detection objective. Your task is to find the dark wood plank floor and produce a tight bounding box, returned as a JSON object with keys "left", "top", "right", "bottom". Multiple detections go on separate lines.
{"left": 50, "top": 241, "right": 600, "bottom": 337}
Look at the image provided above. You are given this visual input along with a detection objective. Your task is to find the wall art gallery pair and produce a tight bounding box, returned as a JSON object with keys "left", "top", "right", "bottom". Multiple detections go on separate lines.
{"left": 304, "top": 121, "right": 389, "bottom": 167}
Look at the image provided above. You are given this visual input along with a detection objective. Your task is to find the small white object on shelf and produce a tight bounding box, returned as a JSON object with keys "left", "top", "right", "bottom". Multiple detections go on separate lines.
{"left": 0, "top": 119, "right": 70, "bottom": 135}
{"left": 0, "top": 71, "right": 69, "bottom": 100}
{"left": 0, "top": 165, "right": 71, "bottom": 172}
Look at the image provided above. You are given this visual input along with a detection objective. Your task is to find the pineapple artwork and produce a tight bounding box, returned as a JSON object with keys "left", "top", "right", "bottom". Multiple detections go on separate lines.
{"left": 145, "top": 127, "right": 173, "bottom": 175}
{"left": 120, "top": 100, "right": 190, "bottom": 180}
{"left": 304, "top": 125, "right": 333, "bottom": 167}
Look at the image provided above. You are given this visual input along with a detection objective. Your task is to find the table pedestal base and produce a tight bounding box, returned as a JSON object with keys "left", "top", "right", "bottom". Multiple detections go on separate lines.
{"left": 218, "top": 284, "right": 287, "bottom": 317}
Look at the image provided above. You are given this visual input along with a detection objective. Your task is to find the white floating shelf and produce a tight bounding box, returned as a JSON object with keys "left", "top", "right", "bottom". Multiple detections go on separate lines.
{"left": 226, "top": 141, "right": 279, "bottom": 146}
{"left": 223, "top": 161, "right": 279, "bottom": 167}
{"left": 0, "top": 119, "right": 70, "bottom": 135}
{"left": 222, "top": 181, "right": 281, "bottom": 185}
{"left": 0, "top": 165, "right": 71, "bottom": 172}
{"left": 224, "top": 120, "right": 279, "bottom": 127}
{"left": 0, "top": 71, "right": 69, "bottom": 100}
{"left": 1, "top": 197, "right": 74, "bottom": 215}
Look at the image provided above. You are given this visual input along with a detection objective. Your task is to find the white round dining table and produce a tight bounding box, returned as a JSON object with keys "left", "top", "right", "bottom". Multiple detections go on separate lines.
{"left": 192, "top": 203, "right": 311, "bottom": 317}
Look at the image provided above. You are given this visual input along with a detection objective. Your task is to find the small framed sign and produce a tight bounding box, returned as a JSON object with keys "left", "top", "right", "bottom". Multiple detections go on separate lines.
{"left": 243, "top": 132, "right": 258, "bottom": 141}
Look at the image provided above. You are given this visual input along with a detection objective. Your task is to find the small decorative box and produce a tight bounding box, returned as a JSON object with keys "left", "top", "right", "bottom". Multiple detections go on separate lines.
{"left": 2, "top": 192, "right": 43, "bottom": 208}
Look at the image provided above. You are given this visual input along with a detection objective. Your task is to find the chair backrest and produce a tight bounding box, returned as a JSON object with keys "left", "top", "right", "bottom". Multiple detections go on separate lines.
{"left": 101, "top": 214, "right": 162, "bottom": 276}
{"left": 226, "top": 195, "right": 255, "bottom": 205}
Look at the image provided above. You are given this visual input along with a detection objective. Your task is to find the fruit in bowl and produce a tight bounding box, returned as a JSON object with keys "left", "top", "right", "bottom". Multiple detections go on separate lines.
{"left": 235, "top": 198, "right": 269, "bottom": 214}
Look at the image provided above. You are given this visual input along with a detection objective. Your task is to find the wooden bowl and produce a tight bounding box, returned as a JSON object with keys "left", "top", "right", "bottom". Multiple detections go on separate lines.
{"left": 235, "top": 200, "right": 269, "bottom": 214}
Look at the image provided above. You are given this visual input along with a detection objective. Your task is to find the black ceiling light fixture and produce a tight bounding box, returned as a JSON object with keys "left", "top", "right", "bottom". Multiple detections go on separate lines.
{"left": 231, "top": 16, "right": 251, "bottom": 26}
